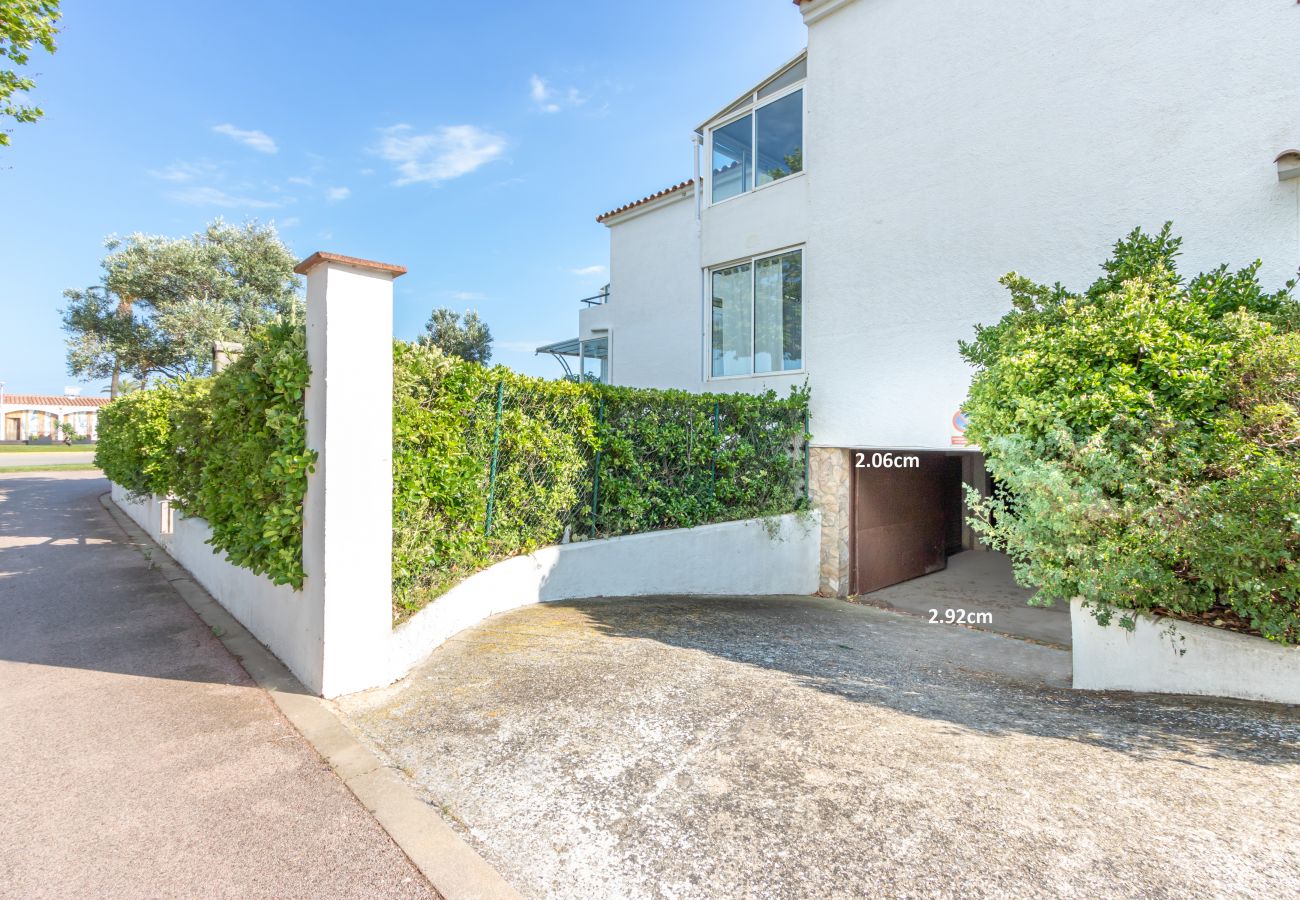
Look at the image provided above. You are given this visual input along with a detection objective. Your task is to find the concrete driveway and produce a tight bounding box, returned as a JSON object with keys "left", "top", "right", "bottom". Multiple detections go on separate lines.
{"left": 339, "top": 594, "right": 1300, "bottom": 899}
{"left": 0, "top": 472, "right": 434, "bottom": 898}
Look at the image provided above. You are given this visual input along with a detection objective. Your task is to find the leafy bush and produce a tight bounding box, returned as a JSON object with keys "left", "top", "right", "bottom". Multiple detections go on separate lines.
{"left": 961, "top": 224, "right": 1300, "bottom": 642}
{"left": 392, "top": 342, "right": 595, "bottom": 613}
{"left": 96, "top": 386, "right": 182, "bottom": 496}
{"left": 96, "top": 323, "right": 313, "bottom": 588}
{"left": 392, "top": 342, "right": 808, "bottom": 619}
{"left": 593, "top": 386, "right": 808, "bottom": 537}
{"left": 186, "top": 323, "right": 314, "bottom": 585}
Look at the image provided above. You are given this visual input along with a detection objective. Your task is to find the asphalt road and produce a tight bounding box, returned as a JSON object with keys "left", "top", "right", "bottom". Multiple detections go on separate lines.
{"left": 0, "top": 451, "right": 96, "bottom": 468}
{"left": 341, "top": 594, "right": 1300, "bottom": 899}
{"left": 0, "top": 471, "right": 435, "bottom": 898}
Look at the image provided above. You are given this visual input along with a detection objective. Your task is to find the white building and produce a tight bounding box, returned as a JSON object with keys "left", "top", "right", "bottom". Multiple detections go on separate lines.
{"left": 540, "top": 0, "right": 1300, "bottom": 596}
{"left": 1, "top": 394, "right": 106, "bottom": 442}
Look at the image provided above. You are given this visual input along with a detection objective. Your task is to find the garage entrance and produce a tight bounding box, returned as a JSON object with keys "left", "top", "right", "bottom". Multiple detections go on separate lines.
{"left": 850, "top": 450, "right": 986, "bottom": 594}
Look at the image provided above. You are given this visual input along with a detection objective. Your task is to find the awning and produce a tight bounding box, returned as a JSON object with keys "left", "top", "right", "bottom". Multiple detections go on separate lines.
{"left": 535, "top": 336, "right": 608, "bottom": 378}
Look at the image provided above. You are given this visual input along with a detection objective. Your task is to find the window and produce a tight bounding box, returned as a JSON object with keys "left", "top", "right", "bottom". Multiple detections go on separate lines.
{"left": 707, "top": 59, "right": 805, "bottom": 204}
{"left": 711, "top": 249, "right": 803, "bottom": 378}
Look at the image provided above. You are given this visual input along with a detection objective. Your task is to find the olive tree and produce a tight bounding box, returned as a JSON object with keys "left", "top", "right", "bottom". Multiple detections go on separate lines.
{"left": 62, "top": 220, "right": 302, "bottom": 396}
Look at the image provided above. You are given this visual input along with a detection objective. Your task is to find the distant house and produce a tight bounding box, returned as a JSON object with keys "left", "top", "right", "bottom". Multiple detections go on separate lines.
{"left": 539, "top": 0, "right": 1300, "bottom": 596}
{"left": 1, "top": 394, "right": 108, "bottom": 442}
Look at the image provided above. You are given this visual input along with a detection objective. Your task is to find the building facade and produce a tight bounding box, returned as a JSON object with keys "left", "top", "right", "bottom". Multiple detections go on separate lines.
{"left": 542, "top": 0, "right": 1300, "bottom": 595}
{"left": 1, "top": 394, "right": 108, "bottom": 442}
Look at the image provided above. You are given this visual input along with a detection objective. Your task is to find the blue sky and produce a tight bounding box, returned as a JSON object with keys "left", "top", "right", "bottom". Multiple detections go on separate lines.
{"left": 0, "top": 1, "right": 807, "bottom": 395}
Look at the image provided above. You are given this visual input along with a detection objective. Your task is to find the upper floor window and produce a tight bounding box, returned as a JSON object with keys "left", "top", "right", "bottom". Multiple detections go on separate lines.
{"left": 708, "top": 59, "right": 805, "bottom": 204}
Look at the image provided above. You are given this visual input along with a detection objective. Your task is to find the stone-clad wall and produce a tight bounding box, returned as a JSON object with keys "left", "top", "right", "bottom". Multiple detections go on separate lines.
{"left": 809, "top": 446, "right": 851, "bottom": 596}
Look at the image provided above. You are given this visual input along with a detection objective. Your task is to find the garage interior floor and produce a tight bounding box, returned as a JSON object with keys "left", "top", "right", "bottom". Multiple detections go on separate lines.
{"left": 859, "top": 550, "right": 1070, "bottom": 648}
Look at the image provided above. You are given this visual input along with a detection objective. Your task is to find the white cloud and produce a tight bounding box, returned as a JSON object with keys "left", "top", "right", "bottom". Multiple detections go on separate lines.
{"left": 212, "top": 123, "right": 278, "bottom": 154}
{"left": 359, "top": 167, "right": 375, "bottom": 176}
{"left": 149, "top": 160, "right": 220, "bottom": 182}
{"left": 447, "top": 290, "right": 488, "bottom": 302}
{"left": 569, "top": 265, "right": 606, "bottom": 277}
{"left": 276, "top": 216, "right": 301, "bottom": 229}
{"left": 326, "top": 185, "right": 350, "bottom": 201}
{"left": 530, "top": 75, "right": 560, "bottom": 113}
{"left": 168, "top": 186, "right": 281, "bottom": 209}
{"left": 375, "top": 124, "right": 506, "bottom": 186}
{"left": 287, "top": 175, "right": 314, "bottom": 186}
{"left": 530, "top": 74, "right": 588, "bottom": 113}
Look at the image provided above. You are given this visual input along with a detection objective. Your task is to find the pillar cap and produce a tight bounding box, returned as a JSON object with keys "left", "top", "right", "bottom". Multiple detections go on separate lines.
{"left": 294, "top": 251, "right": 407, "bottom": 277}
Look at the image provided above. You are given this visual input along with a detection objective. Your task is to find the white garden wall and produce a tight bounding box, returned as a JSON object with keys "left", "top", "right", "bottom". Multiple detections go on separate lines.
{"left": 1071, "top": 599, "right": 1300, "bottom": 705}
{"left": 386, "top": 511, "right": 820, "bottom": 684}
{"left": 113, "top": 479, "right": 820, "bottom": 697}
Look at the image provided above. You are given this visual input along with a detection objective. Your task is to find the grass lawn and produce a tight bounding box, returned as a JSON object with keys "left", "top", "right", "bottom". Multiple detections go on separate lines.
{"left": 0, "top": 463, "right": 101, "bottom": 474}
{"left": 0, "top": 444, "right": 97, "bottom": 453}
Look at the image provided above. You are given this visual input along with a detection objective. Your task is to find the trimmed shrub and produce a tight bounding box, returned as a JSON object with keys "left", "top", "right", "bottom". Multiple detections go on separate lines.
{"left": 100, "top": 334, "right": 808, "bottom": 617}
{"left": 392, "top": 342, "right": 809, "bottom": 620}
{"left": 392, "top": 341, "right": 596, "bottom": 614}
{"left": 961, "top": 224, "right": 1300, "bottom": 643}
{"left": 95, "top": 323, "right": 313, "bottom": 588}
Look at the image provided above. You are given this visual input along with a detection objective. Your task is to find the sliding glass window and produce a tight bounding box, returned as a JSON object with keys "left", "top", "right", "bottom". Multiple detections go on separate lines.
{"left": 708, "top": 83, "right": 803, "bottom": 203}
{"left": 711, "top": 116, "right": 752, "bottom": 204}
{"left": 710, "top": 249, "right": 802, "bottom": 378}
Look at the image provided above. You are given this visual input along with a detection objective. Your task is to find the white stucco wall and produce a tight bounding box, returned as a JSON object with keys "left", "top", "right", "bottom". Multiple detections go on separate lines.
{"left": 1071, "top": 599, "right": 1300, "bottom": 705}
{"left": 386, "top": 511, "right": 821, "bottom": 684}
{"left": 601, "top": 191, "right": 708, "bottom": 389}
{"left": 803, "top": 0, "right": 1300, "bottom": 449}
{"left": 598, "top": 0, "right": 1300, "bottom": 450}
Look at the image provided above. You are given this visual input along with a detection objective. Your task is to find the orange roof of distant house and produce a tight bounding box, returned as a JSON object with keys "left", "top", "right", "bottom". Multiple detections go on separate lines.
{"left": 3, "top": 394, "right": 112, "bottom": 408}
{"left": 596, "top": 179, "right": 695, "bottom": 223}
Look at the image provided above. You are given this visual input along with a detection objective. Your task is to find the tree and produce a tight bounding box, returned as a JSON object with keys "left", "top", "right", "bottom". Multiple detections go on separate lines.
{"left": 1, "top": 1, "right": 61, "bottom": 148}
{"left": 960, "top": 224, "right": 1300, "bottom": 643}
{"left": 100, "top": 375, "right": 142, "bottom": 395}
{"left": 418, "top": 307, "right": 492, "bottom": 364}
{"left": 62, "top": 220, "right": 302, "bottom": 396}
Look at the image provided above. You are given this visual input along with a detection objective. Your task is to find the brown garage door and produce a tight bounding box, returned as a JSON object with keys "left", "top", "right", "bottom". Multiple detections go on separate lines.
{"left": 851, "top": 451, "right": 949, "bottom": 594}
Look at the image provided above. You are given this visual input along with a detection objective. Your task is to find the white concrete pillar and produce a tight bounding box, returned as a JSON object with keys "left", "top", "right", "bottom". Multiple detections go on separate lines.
{"left": 296, "top": 251, "right": 406, "bottom": 697}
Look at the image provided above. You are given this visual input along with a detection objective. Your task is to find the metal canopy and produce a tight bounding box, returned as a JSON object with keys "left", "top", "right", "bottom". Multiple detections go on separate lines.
{"left": 535, "top": 336, "right": 608, "bottom": 380}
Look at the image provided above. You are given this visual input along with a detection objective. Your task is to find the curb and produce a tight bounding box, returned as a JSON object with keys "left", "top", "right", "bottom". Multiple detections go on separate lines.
{"left": 99, "top": 493, "right": 521, "bottom": 900}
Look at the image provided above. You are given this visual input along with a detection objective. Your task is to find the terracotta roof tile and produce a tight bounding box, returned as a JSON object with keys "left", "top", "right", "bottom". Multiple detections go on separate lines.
{"left": 596, "top": 179, "right": 695, "bottom": 223}
{"left": 294, "top": 251, "right": 407, "bottom": 277}
{"left": 2, "top": 394, "right": 112, "bottom": 408}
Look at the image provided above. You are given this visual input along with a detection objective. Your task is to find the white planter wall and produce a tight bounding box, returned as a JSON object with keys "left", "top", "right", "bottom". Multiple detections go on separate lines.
{"left": 1071, "top": 599, "right": 1300, "bottom": 705}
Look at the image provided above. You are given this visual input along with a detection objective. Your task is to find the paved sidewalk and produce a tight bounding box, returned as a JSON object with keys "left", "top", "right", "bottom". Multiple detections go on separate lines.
{"left": 0, "top": 472, "right": 435, "bottom": 898}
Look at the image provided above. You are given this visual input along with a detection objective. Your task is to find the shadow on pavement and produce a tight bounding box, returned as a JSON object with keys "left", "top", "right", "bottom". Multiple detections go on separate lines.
{"left": 0, "top": 472, "right": 299, "bottom": 691}
{"left": 551, "top": 594, "right": 1300, "bottom": 766}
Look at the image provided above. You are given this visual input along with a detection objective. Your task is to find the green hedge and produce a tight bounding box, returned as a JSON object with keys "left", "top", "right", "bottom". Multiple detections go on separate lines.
{"left": 95, "top": 323, "right": 314, "bottom": 587}
{"left": 99, "top": 335, "right": 808, "bottom": 616}
{"left": 392, "top": 342, "right": 809, "bottom": 619}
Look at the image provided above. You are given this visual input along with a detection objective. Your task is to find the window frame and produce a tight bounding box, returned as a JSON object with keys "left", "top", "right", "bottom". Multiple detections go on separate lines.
{"left": 706, "top": 245, "right": 805, "bottom": 382}
{"left": 705, "top": 79, "right": 806, "bottom": 207}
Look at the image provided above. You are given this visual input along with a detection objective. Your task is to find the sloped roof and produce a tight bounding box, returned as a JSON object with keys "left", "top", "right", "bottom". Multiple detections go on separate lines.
{"left": 2, "top": 394, "right": 111, "bottom": 408}
{"left": 596, "top": 179, "right": 695, "bottom": 224}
